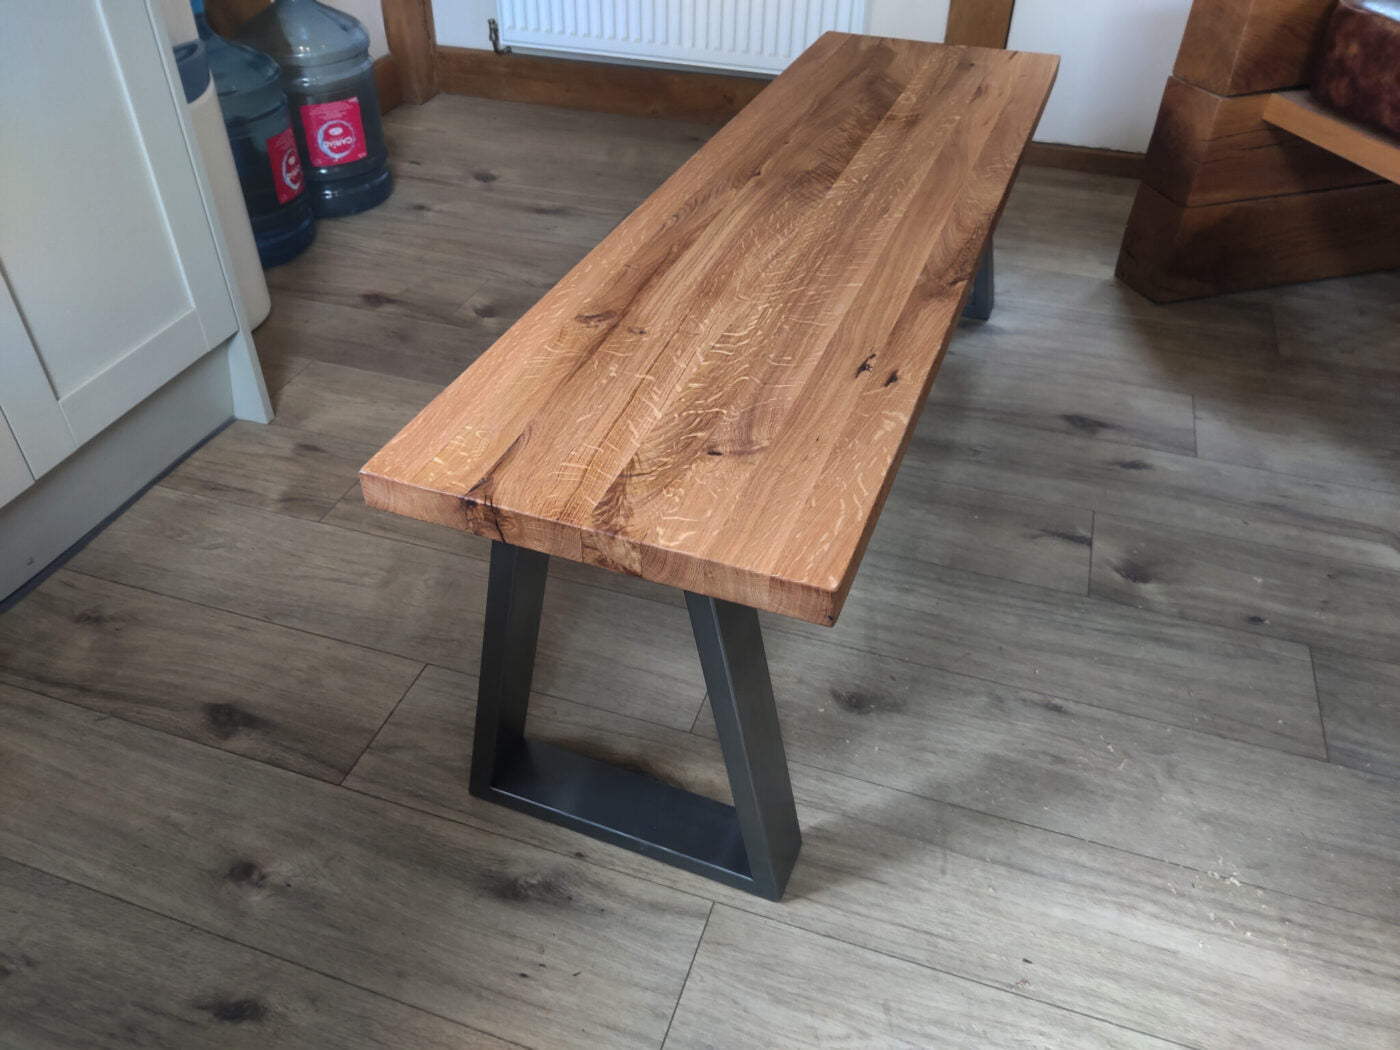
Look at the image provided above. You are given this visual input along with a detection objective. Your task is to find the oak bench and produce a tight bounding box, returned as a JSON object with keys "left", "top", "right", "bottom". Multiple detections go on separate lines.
{"left": 362, "top": 33, "right": 1058, "bottom": 900}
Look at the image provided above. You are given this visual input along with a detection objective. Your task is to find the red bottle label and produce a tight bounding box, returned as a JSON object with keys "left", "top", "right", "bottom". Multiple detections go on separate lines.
{"left": 300, "top": 98, "right": 368, "bottom": 168}
{"left": 267, "top": 125, "right": 305, "bottom": 205}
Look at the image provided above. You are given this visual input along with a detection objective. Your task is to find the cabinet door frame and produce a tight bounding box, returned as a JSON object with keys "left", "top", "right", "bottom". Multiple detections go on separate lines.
{"left": 0, "top": 0, "right": 239, "bottom": 476}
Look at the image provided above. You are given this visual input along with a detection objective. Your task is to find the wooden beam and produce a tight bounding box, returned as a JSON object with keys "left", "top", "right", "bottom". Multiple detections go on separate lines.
{"left": 373, "top": 53, "right": 403, "bottom": 114}
{"left": 1173, "top": 0, "right": 1335, "bottom": 95}
{"left": 381, "top": 0, "right": 437, "bottom": 103}
{"left": 945, "top": 0, "right": 1016, "bottom": 48}
{"left": 435, "top": 46, "right": 771, "bottom": 125}
{"left": 1143, "top": 76, "right": 1377, "bottom": 206}
{"left": 1263, "top": 90, "right": 1400, "bottom": 187}
{"left": 1116, "top": 180, "right": 1400, "bottom": 302}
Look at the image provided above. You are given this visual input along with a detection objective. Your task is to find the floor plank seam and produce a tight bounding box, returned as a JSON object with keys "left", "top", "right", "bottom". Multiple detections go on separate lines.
{"left": 707, "top": 901, "right": 1202, "bottom": 1050}
{"left": 58, "top": 526, "right": 1334, "bottom": 769}
{"left": 659, "top": 901, "right": 713, "bottom": 1049}
{"left": 758, "top": 615, "right": 1325, "bottom": 760}
{"left": 53, "top": 563, "right": 705, "bottom": 742}
{"left": 1085, "top": 509, "right": 1096, "bottom": 597}
{"left": 1308, "top": 646, "right": 1334, "bottom": 767}
{"left": 1188, "top": 448, "right": 1400, "bottom": 499}
{"left": 337, "top": 735, "right": 1400, "bottom": 930}
{"left": 0, "top": 853, "right": 517, "bottom": 1046}
{"left": 1189, "top": 394, "right": 1199, "bottom": 458}
{"left": 340, "top": 663, "right": 429, "bottom": 786}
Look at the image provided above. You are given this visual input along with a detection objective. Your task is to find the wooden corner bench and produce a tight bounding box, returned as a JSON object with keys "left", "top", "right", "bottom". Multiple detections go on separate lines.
{"left": 362, "top": 32, "right": 1057, "bottom": 900}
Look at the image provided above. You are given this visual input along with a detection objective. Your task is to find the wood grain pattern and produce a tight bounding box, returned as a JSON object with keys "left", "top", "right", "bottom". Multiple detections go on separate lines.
{"left": 346, "top": 666, "right": 1400, "bottom": 1047}
{"left": 161, "top": 419, "right": 370, "bottom": 519}
{"left": 363, "top": 35, "right": 1059, "bottom": 625}
{"left": 0, "top": 858, "right": 519, "bottom": 1049}
{"left": 0, "top": 571, "right": 421, "bottom": 782}
{"left": 695, "top": 620, "right": 1400, "bottom": 919}
{"left": 929, "top": 347, "right": 1199, "bottom": 455}
{"left": 1173, "top": 0, "right": 1335, "bottom": 95}
{"left": 664, "top": 907, "right": 1174, "bottom": 1050}
{"left": 434, "top": 45, "right": 771, "bottom": 125}
{"left": 0, "top": 685, "right": 711, "bottom": 1050}
{"left": 945, "top": 0, "right": 1016, "bottom": 48}
{"left": 1091, "top": 514, "right": 1400, "bottom": 664}
{"left": 1144, "top": 76, "right": 1379, "bottom": 206}
{"left": 67, "top": 487, "right": 708, "bottom": 730}
{"left": 780, "top": 542, "right": 1325, "bottom": 757}
{"left": 1116, "top": 180, "right": 1400, "bottom": 302}
{"left": 380, "top": 0, "right": 436, "bottom": 103}
{"left": 1264, "top": 89, "right": 1400, "bottom": 185}
{"left": 908, "top": 408, "right": 1400, "bottom": 577}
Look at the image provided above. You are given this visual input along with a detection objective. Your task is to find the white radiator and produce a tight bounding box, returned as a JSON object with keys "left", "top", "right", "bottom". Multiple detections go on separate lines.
{"left": 495, "top": 0, "right": 868, "bottom": 75}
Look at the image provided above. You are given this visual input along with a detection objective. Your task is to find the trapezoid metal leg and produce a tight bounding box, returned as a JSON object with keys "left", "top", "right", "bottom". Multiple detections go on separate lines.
{"left": 685, "top": 592, "right": 802, "bottom": 900}
{"left": 469, "top": 540, "right": 802, "bottom": 899}
{"left": 962, "top": 238, "right": 994, "bottom": 321}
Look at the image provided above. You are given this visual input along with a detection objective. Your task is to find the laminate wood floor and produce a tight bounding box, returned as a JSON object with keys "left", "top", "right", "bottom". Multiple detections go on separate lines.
{"left": 2, "top": 95, "right": 1398, "bottom": 1049}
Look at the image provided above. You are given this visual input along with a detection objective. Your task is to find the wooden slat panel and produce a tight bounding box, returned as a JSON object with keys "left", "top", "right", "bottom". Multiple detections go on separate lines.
{"left": 1173, "top": 0, "right": 1335, "bottom": 95}
{"left": 1264, "top": 89, "right": 1400, "bottom": 185}
{"left": 945, "top": 0, "right": 1016, "bottom": 48}
{"left": 363, "top": 35, "right": 1059, "bottom": 625}
{"left": 1144, "top": 76, "right": 1378, "bottom": 205}
{"left": 1116, "top": 180, "right": 1400, "bottom": 302}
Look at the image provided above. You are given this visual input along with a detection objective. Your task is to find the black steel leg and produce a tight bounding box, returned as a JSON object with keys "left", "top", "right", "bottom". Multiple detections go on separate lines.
{"left": 962, "top": 238, "right": 994, "bottom": 321}
{"left": 685, "top": 592, "right": 802, "bottom": 899}
{"left": 469, "top": 540, "right": 549, "bottom": 795}
{"left": 470, "top": 540, "right": 802, "bottom": 900}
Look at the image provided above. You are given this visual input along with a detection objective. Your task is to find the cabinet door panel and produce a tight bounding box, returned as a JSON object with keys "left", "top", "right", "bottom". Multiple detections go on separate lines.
{"left": 0, "top": 0, "right": 238, "bottom": 472}
{"left": 0, "top": 274, "right": 77, "bottom": 477}
{"left": 0, "top": 411, "right": 34, "bottom": 509}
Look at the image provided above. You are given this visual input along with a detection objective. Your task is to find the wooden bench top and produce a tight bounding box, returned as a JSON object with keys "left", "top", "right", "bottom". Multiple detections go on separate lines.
{"left": 362, "top": 33, "right": 1058, "bottom": 626}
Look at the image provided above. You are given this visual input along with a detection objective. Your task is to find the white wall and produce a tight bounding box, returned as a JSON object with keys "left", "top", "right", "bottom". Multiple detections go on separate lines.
{"left": 868, "top": 0, "right": 948, "bottom": 42}
{"left": 332, "top": 0, "right": 391, "bottom": 58}
{"left": 1007, "top": 0, "right": 1191, "bottom": 152}
{"left": 435, "top": 0, "right": 496, "bottom": 49}
{"left": 429, "top": 0, "right": 1192, "bottom": 151}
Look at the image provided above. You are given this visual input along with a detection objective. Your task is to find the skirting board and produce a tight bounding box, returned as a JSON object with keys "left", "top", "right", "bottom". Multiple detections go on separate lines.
{"left": 434, "top": 45, "right": 1144, "bottom": 177}
{"left": 0, "top": 347, "right": 235, "bottom": 604}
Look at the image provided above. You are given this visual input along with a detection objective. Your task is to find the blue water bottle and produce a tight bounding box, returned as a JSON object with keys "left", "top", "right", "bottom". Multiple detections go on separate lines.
{"left": 194, "top": 0, "right": 316, "bottom": 267}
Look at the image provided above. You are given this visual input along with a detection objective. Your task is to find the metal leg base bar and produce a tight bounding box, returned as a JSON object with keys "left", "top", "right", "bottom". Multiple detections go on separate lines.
{"left": 469, "top": 541, "right": 802, "bottom": 900}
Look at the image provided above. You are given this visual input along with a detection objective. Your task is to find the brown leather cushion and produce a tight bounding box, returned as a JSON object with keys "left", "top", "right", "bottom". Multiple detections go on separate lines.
{"left": 1312, "top": 0, "right": 1400, "bottom": 137}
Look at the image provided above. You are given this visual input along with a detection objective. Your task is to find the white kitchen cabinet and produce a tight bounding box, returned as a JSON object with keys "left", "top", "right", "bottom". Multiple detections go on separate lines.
{"left": 0, "top": 0, "right": 240, "bottom": 478}
{"left": 0, "top": 0, "right": 272, "bottom": 601}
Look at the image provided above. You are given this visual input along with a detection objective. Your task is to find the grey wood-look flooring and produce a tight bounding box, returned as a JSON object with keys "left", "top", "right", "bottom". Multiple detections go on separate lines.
{"left": 3, "top": 95, "right": 1399, "bottom": 1049}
